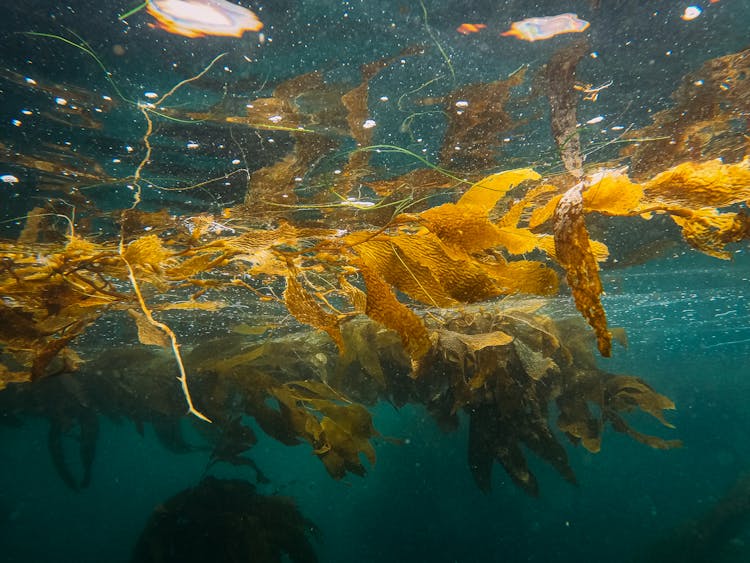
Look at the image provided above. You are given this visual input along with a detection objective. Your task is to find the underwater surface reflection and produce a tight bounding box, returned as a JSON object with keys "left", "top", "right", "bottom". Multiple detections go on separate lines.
{"left": 1, "top": 1, "right": 749, "bottom": 562}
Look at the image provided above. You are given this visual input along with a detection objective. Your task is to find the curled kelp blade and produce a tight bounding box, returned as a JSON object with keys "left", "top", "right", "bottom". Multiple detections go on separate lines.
{"left": 146, "top": 0, "right": 263, "bottom": 38}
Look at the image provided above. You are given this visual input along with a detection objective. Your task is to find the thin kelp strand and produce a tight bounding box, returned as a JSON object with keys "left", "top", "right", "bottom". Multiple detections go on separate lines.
{"left": 23, "top": 32, "right": 133, "bottom": 105}
{"left": 118, "top": 1, "right": 148, "bottom": 20}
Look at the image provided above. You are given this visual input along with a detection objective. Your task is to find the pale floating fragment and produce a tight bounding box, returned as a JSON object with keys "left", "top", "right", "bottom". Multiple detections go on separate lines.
{"left": 501, "top": 13, "right": 589, "bottom": 42}
{"left": 144, "top": 91, "right": 159, "bottom": 99}
{"left": 362, "top": 119, "right": 377, "bottom": 129}
{"left": 681, "top": 6, "right": 702, "bottom": 20}
{"left": 146, "top": 0, "right": 263, "bottom": 38}
{"left": 54, "top": 97, "right": 68, "bottom": 106}
{"left": 1, "top": 174, "right": 19, "bottom": 184}
{"left": 186, "top": 141, "right": 200, "bottom": 149}
{"left": 586, "top": 116, "right": 604, "bottom": 125}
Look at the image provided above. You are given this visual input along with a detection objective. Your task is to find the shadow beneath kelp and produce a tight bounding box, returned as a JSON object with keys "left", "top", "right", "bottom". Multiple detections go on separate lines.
{"left": 641, "top": 471, "right": 750, "bottom": 563}
{"left": 130, "top": 476, "right": 319, "bottom": 563}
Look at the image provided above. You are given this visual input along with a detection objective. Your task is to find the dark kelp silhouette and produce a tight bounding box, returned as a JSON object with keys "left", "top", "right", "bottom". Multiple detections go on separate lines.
{"left": 131, "top": 477, "right": 319, "bottom": 563}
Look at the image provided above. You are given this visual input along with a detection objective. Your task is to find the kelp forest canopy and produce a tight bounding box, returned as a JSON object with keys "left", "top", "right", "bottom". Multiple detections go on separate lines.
{"left": 1, "top": 2, "right": 749, "bottom": 499}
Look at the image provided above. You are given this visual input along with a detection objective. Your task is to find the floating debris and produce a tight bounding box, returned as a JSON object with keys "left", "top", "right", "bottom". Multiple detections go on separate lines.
{"left": 681, "top": 6, "right": 703, "bottom": 21}
{"left": 457, "top": 23, "right": 487, "bottom": 35}
{"left": 146, "top": 0, "right": 263, "bottom": 38}
{"left": 501, "top": 13, "right": 590, "bottom": 42}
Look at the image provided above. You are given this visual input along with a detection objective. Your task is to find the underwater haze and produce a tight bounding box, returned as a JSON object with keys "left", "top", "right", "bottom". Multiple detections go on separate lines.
{"left": 1, "top": 1, "right": 750, "bottom": 562}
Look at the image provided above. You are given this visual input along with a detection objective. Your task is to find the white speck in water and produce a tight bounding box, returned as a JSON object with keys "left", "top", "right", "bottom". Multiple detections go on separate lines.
{"left": 1, "top": 174, "right": 20, "bottom": 184}
{"left": 144, "top": 92, "right": 159, "bottom": 99}
{"left": 362, "top": 119, "right": 377, "bottom": 129}
{"left": 586, "top": 116, "right": 604, "bottom": 125}
{"left": 54, "top": 97, "right": 68, "bottom": 106}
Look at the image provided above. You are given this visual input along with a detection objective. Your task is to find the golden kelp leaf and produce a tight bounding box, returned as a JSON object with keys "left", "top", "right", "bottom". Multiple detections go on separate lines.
{"left": 317, "top": 403, "right": 377, "bottom": 478}
{"left": 127, "top": 309, "right": 170, "bottom": 348}
{"left": 642, "top": 159, "right": 750, "bottom": 208}
{"left": 160, "top": 300, "right": 226, "bottom": 311}
{"left": 359, "top": 263, "right": 431, "bottom": 366}
{"left": 165, "top": 253, "right": 225, "bottom": 279}
{"left": 557, "top": 394, "right": 603, "bottom": 453}
{"left": 451, "top": 330, "right": 514, "bottom": 351}
{"left": 605, "top": 375, "right": 676, "bottom": 428}
{"left": 419, "top": 204, "right": 510, "bottom": 254}
{"left": 270, "top": 382, "right": 378, "bottom": 478}
{"left": 497, "top": 183, "right": 559, "bottom": 228}
{"left": 481, "top": 260, "right": 559, "bottom": 295}
{"left": 553, "top": 184, "right": 611, "bottom": 356}
{"left": 583, "top": 169, "right": 644, "bottom": 214}
{"left": 122, "top": 234, "right": 171, "bottom": 273}
{"left": 457, "top": 169, "right": 541, "bottom": 210}
{"left": 671, "top": 209, "right": 750, "bottom": 259}
{"left": 392, "top": 234, "right": 505, "bottom": 302}
{"left": 418, "top": 169, "right": 543, "bottom": 255}
{"left": 212, "top": 344, "right": 266, "bottom": 375}
{"left": 607, "top": 413, "right": 682, "bottom": 450}
{"left": 339, "top": 320, "right": 388, "bottom": 387}
{"left": 30, "top": 319, "right": 90, "bottom": 380}
{"left": 513, "top": 338, "right": 558, "bottom": 380}
{"left": 529, "top": 194, "right": 562, "bottom": 229}
{"left": 355, "top": 236, "right": 457, "bottom": 307}
{"left": 0, "top": 363, "right": 32, "bottom": 390}
{"left": 338, "top": 275, "right": 367, "bottom": 314}
{"left": 495, "top": 226, "right": 543, "bottom": 255}
{"left": 17, "top": 207, "right": 47, "bottom": 245}
{"left": 64, "top": 234, "right": 101, "bottom": 257}
{"left": 284, "top": 274, "right": 344, "bottom": 352}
